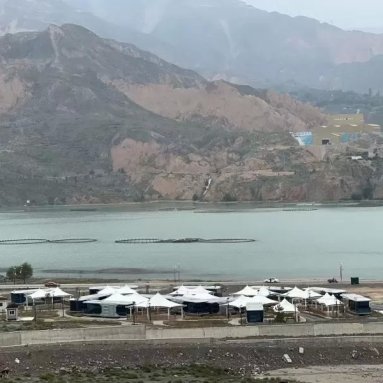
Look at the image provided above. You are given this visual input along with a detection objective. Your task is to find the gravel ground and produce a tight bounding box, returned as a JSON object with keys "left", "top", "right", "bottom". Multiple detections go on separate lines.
{"left": 0, "top": 338, "right": 382, "bottom": 382}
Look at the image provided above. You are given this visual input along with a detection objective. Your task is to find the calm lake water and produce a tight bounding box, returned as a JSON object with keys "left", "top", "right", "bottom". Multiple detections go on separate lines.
{"left": 0, "top": 206, "right": 381, "bottom": 281}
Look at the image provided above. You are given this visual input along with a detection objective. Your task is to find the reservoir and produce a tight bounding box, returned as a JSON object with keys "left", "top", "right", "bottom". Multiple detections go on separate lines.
{"left": 0, "top": 206, "right": 381, "bottom": 281}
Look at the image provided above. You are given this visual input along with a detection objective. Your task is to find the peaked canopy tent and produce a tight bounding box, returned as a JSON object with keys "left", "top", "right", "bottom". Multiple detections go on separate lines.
{"left": 27, "top": 288, "right": 71, "bottom": 309}
{"left": 233, "top": 285, "right": 258, "bottom": 297}
{"left": 302, "top": 289, "right": 322, "bottom": 299}
{"left": 282, "top": 286, "right": 306, "bottom": 300}
{"left": 136, "top": 293, "right": 183, "bottom": 319}
{"left": 249, "top": 295, "right": 277, "bottom": 305}
{"left": 170, "top": 285, "right": 212, "bottom": 297}
{"left": 47, "top": 288, "right": 71, "bottom": 298}
{"left": 169, "top": 291, "right": 225, "bottom": 315}
{"left": 227, "top": 295, "right": 250, "bottom": 309}
{"left": 317, "top": 293, "right": 343, "bottom": 306}
{"left": 316, "top": 293, "right": 344, "bottom": 316}
{"left": 273, "top": 299, "right": 299, "bottom": 314}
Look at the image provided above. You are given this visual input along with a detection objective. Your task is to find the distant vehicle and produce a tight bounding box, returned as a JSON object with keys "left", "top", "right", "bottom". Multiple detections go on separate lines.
{"left": 44, "top": 281, "right": 60, "bottom": 287}
{"left": 328, "top": 278, "right": 338, "bottom": 283}
{"left": 264, "top": 277, "right": 279, "bottom": 283}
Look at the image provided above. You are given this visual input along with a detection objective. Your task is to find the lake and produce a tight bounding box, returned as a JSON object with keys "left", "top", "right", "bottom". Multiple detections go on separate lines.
{"left": 0, "top": 205, "right": 381, "bottom": 281}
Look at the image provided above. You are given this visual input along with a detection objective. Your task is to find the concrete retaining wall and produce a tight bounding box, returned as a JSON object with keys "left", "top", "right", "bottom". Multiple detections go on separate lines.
{"left": 1, "top": 321, "right": 383, "bottom": 347}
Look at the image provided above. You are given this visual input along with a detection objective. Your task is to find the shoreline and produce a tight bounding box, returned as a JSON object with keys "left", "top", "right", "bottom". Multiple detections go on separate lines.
{"left": 1, "top": 199, "right": 383, "bottom": 214}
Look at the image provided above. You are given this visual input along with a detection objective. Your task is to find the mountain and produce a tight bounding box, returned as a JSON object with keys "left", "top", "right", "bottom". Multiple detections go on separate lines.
{"left": 1, "top": 0, "right": 383, "bottom": 93}
{"left": 61, "top": 0, "right": 383, "bottom": 93}
{"left": 1, "top": 24, "right": 351, "bottom": 206}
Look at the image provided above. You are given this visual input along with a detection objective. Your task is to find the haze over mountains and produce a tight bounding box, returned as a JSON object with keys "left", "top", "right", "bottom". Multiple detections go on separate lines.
{"left": 1, "top": 0, "right": 383, "bottom": 92}
{"left": 0, "top": 2, "right": 382, "bottom": 205}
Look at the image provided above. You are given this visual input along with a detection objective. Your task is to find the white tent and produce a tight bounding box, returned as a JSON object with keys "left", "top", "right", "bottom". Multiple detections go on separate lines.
{"left": 136, "top": 293, "right": 183, "bottom": 320}
{"left": 302, "top": 289, "right": 322, "bottom": 299}
{"left": 138, "top": 293, "right": 182, "bottom": 309}
{"left": 273, "top": 299, "right": 298, "bottom": 313}
{"left": 249, "top": 295, "right": 277, "bottom": 305}
{"left": 227, "top": 295, "right": 250, "bottom": 309}
{"left": 317, "top": 293, "right": 343, "bottom": 307}
{"left": 233, "top": 285, "right": 258, "bottom": 296}
{"left": 282, "top": 286, "right": 306, "bottom": 299}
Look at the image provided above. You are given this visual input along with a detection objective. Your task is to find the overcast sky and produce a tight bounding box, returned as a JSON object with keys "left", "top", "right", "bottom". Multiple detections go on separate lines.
{"left": 243, "top": 0, "right": 383, "bottom": 32}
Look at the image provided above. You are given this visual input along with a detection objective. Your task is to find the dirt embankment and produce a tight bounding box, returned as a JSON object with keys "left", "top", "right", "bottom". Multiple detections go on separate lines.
{"left": 1, "top": 338, "right": 383, "bottom": 381}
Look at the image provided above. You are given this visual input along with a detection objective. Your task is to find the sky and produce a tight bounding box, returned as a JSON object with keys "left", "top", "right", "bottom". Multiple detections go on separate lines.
{"left": 243, "top": 0, "right": 383, "bottom": 32}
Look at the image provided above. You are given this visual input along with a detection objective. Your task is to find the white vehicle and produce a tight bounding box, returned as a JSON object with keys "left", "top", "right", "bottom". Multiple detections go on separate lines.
{"left": 264, "top": 277, "right": 279, "bottom": 283}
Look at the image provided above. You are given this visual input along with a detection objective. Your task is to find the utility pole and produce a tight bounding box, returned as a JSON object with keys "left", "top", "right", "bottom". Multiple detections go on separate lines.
{"left": 339, "top": 263, "right": 343, "bottom": 282}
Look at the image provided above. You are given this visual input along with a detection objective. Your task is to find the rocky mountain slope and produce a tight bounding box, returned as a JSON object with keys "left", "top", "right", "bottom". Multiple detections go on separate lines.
{"left": 0, "top": 25, "right": 379, "bottom": 206}
{"left": 1, "top": 0, "right": 383, "bottom": 93}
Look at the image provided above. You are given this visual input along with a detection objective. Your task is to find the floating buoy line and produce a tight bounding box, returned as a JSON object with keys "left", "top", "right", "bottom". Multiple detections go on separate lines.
{"left": 115, "top": 238, "right": 256, "bottom": 244}
{"left": 0, "top": 238, "right": 98, "bottom": 245}
{"left": 0, "top": 238, "right": 256, "bottom": 245}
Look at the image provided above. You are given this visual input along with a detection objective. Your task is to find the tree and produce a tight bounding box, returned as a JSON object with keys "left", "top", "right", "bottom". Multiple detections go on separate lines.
{"left": 6, "top": 263, "right": 33, "bottom": 284}
{"left": 6, "top": 266, "right": 18, "bottom": 284}
{"left": 19, "top": 263, "right": 33, "bottom": 283}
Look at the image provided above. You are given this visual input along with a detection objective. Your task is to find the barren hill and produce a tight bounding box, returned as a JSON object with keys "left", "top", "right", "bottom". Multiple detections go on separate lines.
{"left": 0, "top": 25, "right": 379, "bottom": 205}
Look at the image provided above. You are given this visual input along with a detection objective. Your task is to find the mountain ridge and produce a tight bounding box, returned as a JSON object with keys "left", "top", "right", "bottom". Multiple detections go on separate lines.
{"left": 0, "top": 24, "right": 350, "bottom": 206}
{"left": 1, "top": 0, "right": 383, "bottom": 92}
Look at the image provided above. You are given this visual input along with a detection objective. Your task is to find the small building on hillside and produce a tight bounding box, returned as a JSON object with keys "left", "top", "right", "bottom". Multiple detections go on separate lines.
{"left": 341, "top": 293, "right": 371, "bottom": 315}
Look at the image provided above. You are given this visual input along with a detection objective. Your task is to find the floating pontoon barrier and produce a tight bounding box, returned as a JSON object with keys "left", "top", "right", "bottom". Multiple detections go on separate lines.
{"left": 47, "top": 238, "right": 98, "bottom": 244}
{"left": 0, "top": 238, "right": 98, "bottom": 245}
{"left": 115, "top": 238, "right": 256, "bottom": 244}
{"left": 0, "top": 239, "right": 48, "bottom": 245}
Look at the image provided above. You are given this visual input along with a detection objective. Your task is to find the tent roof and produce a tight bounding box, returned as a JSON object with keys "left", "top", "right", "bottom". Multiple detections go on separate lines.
{"left": 48, "top": 287, "right": 71, "bottom": 298}
{"left": 341, "top": 293, "right": 371, "bottom": 302}
{"left": 28, "top": 288, "right": 70, "bottom": 299}
{"left": 170, "top": 285, "right": 211, "bottom": 296}
{"left": 273, "top": 299, "right": 298, "bottom": 313}
{"left": 249, "top": 295, "right": 277, "bottom": 305}
{"left": 137, "top": 293, "right": 182, "bottom": 308}
{"left": 118, "top": 285, "right": 137, "bottom": 295}
{"left": 282, "top": 286, "right": 306, "bottom": 299}
{"left": 171, "top": 292, "right": 224, "bottom": 304}
{"left": 257, "top": 286, "right": 270, "bottom": 297}
{"left": 302, "top": 289, "right": 322, "bottom": 299}
{"left": 317, "top": 293, "right": 343, "bottom": 306}
{"left": 96, "top": 286, "right": 117, "bottom": 297}
{"left": 28, "top": 289, "right": 48, "bottom": 299}
{"left": 103, "top": 293, "right": 148, "bottom": 306}
{"left": 233, "top": 285, "right": 258, "bottom": 296}
{"left": 228, "top": 295, "right": 250, "bottom": 308}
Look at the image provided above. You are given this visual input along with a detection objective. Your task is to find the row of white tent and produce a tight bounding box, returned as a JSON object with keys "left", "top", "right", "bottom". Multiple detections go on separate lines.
{"left": 75, "top": 284, "right": 344, "bottom": 316}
